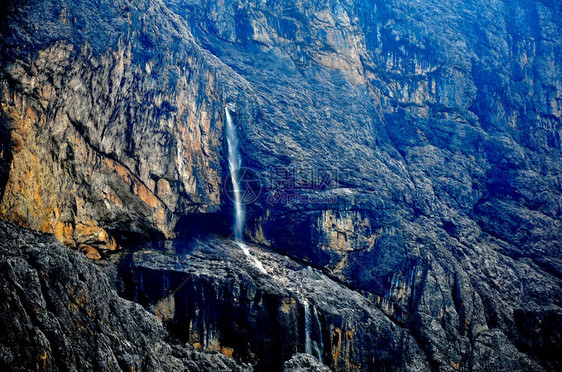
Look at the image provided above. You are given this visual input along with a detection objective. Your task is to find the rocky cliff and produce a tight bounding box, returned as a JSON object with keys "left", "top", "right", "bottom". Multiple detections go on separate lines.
{"left": 0, "top": 0, "right": 231, "bottom": 256}
{"left": 1, "top": 0, "right": 561, "bottom": 371}
{"left": 0, "top": 221, "right": 252, "bottom": 371}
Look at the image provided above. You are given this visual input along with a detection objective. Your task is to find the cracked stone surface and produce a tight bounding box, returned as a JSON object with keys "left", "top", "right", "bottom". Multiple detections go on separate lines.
{"left": 0, "top": 221, "right": 252, "bottom": 371}
{"left": 0, "top": 0, "right": 561, "bottom": 371}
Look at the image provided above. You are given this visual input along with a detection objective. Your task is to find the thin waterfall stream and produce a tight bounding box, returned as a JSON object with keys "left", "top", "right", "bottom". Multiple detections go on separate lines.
{"left": 302, "top": 295, "right": 324, "bottom": 362}
{"left": 225, "top": 106, "right": 245, "bottom": 241}
{"left": 225, "top": 106, "right": 267, "bottom": 274}
{"left": 227, "top": 106, "right": 325, "bottom": 357}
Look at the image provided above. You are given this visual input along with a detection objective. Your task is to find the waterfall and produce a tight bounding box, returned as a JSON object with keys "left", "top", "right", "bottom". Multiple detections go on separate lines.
{"left": 225, "top": 106, "right": 245, "bottom": 241}
{"left": 311, "top": 305, "right": 324, "bottom": 363}
{"left": 303, "top": 297, "right": 313, "bottom": 355}
{"left": 225, "top": 105, "right": 267, "bottom": 274}
{"left": 302, "top": 297, "right": 324, "bottom": 362}
{"left": 236, "top": 241, "right": 267, "bottom": 274}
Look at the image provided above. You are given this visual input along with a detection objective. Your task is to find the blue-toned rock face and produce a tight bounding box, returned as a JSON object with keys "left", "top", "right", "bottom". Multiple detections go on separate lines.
{"left": 0, "top": 0, "right": 561, "bottom": 371}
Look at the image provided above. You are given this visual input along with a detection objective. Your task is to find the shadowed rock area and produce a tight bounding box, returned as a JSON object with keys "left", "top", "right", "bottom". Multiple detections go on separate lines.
{"left": 0, "top": 0, "right": 561, "bottom": 371}
{"left": 118, "top": 236, "right": 430, "bottom": 371}
{"left": 118, "top": 233, "right": 559, "bottom": 371}
{"left": 0, "top": 221, "right": 251, "bottom": 371}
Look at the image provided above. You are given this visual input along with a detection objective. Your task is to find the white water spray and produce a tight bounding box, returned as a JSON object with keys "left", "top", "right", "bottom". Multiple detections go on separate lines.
{"left": 225, "top": 106, "right": 267, "bottom": 274}
{"left": 236, "top": 241, "right": 267, "bottom": 274}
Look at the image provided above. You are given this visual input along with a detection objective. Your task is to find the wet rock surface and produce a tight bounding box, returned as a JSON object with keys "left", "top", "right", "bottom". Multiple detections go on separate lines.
{"left": 0, "top": 221, "right": 251, "bottom": 371}
{"left": 119, "top": 235, "right": 429, "bottom": 371}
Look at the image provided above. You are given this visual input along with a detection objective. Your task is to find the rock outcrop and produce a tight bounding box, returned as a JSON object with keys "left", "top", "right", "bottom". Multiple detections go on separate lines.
{"left": 283, "top": 354, "right": 331, "bottom": 372}
{"left": 0, "top": 221, "right": 251, "bottom": 371}
{"left": 118, "top": 236, "right": 430, "bottom": 371}
{"left": 0, "top": 0, "right": 230, "bottom": 255}
{"left": 118, "top": 234, "right": 556, "bottom": 371}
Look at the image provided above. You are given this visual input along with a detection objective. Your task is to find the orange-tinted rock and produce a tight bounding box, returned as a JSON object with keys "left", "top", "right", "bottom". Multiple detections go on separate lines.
{"left": 79, "top": 244, "right": 101, "bottom": 260}
{"left": 0, "top": 18, "right": 225, "bottom": 248}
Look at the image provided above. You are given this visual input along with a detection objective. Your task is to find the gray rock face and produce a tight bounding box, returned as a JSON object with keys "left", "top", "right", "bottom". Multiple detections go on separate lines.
{"left": 118, "top": 235, "right": 554, "bottom": 372}
{"left": 119, "top": 235, "right": 431, "bottom": 371}
{"left": 0, "top": 221, "right": 251, "bottom": 371}
{"left": 166, "top": 0, "right": 562, "bottom": 370}
{"left": 283, "top": 354, "right": 331, "bottom": 372}
{"left": 1, "top": 0, "right": 561, "bottom": 371}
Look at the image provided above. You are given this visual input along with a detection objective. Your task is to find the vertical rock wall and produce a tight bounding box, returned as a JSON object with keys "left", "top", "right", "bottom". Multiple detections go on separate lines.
{"left": 0, "top": 0, "right": 230, "bottom": 254}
